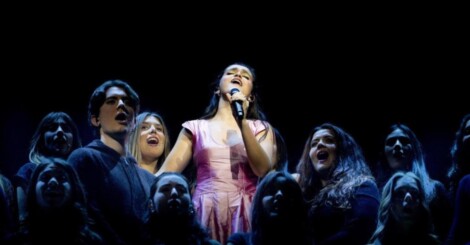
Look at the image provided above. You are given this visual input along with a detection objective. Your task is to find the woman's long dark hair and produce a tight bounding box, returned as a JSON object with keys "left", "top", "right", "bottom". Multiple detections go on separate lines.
{"left": 21, "top": 157, "right": 102, "bottom": 244}
{"left": 369, "top": 171, "right": 439, "bottom": 244}
{"left": 29, "top": 112, "right": 81, "bottom": 163}
{"left": 200, "top": 62, "right": 270, "bottom": 142}
{"left": 376, "top": 124, "right": 437, "bottom": 203}
{"left": 296, "top": 123, "right": 374, "bottom": 209}
{"left": 447, "top": 114, "right": 470, "bottom": 197}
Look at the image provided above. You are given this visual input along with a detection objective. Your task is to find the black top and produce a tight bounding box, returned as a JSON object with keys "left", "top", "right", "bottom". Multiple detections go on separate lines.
{"left": 446, "top": 174, "right": 470, "bottom": 245}
{"left": 429, "top": 181, "right": 453, "bottom": 241}
{"left": 68, "top": 139, "right": 155, "bottom": 245}
{"left": 309, "top": 180, "right": 380, "bottom": 245}
{"left": 13, "top": 162, "right": 37, "bottom": 190}
{"left": 0, "top": 174, "right": 16, "bottom": 243}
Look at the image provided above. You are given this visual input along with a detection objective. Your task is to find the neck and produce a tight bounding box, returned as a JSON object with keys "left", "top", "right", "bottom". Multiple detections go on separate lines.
{"left": 140, "top": 158, "right": 159, "bottom": 174}
{"left": 100, "top": 133, "right": 127, "bottom": 156}
{"left": 214, "top": 97, "right": 240, "bottom": 120}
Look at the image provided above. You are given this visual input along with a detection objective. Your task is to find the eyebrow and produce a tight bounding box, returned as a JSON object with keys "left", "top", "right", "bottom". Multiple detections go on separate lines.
{"left": 106, "top": 94, "right": 129, "bottom": 100}
{"left": 227, "top": 68, "right": 251, "bottom": 76}
{"left": 160, "top": 183, "right": 187, "bottom": 189}
{"left": 143, "top": 122, "right": 162, "bottom": 126}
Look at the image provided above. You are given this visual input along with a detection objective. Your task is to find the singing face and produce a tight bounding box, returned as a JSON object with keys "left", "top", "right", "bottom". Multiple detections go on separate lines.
{"left": 309, "top": 129, "right": 337, "bottom": 177}
{"left": 93, "top": 86, "right": 136, "bottom": 137}
{"left": 35, "top": 164, "right": 72, "bottom": 209}
{"left": 390, "top": 175, "right": 421, "bottom": 222}
{"left": 219, "top": 64, "right": 254, "bottom": 97}
{"left": 385, "top": 128, "right": 413, "bottom": 170}
{"left": 43, "top": 118, "right": 74, "bottom": 157}
{"left": 262, "top": 175, "right": 297, "bottom": 219}
{"left": 153, "top": 175, "right": 191, "bottom": 216}
{"left": 139, "top": 115, "right": 166, "bottom": 163}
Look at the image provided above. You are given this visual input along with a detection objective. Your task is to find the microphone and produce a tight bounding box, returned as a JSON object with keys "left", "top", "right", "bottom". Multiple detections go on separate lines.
{"left": 230, "top": 88, "right": 244, "bottom": 120}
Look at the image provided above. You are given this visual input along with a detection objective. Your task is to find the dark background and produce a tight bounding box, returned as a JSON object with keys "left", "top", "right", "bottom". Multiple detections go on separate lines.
{"left": 0, "top": 14, "right": 467, "bottom": 186}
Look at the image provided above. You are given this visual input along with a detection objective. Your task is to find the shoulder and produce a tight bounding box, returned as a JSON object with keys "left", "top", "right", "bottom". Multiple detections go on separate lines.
{"left": 182, "top": 119, "right": 202, "bottom": 127}
{"left": 182, "top": 119, "right": 205, "bottom": 133}
{"left": 15, "top": 162, "right": 37, "bottom": 175}
{"left": 457, "top": 174, "right": 470, "bottom": 191}
{"left": 67, "top": 144, "right": 107, "bottom": 171}
{"left": 249, "top": 119, "right": 269, "bottom": 127}
{"left": 68, "top": 147, "right": 92, "bottom": 164}
{"left": 13, "top": 162, "right": 37, "bottom": 185}
{"left": 356, "top": 179, "right": 380, "bottom": 200}
{"left": 460, "top": 174, "right": 470, "bottom": 185}
{"left": 68, "top": 141, "right": 102, "bottom": 158}
{"left": 0, "top": 174, "right": 12, "bottom": 189}
{"left": 68, "top": 140, "right": 109, "bottom": 161}
{"left": 248, "top": 119, "right": 271, "bottom": 134}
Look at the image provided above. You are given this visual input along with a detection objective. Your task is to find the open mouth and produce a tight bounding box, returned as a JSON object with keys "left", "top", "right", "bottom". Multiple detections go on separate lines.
{"left": 231, "top": 79, "right": 242, "bottom": 86}
{"left": 272, "top": 199, "right": 282, "bottom": 212}
{"left": 53, "top": 135, "right": 67, "bottom": 143}
{"left": 115, "top": 112, "right": 128, "bottom": 122}
{"left": 167, "top": 199, "right": 181, "bottom": 209}
{"left": 44, "top": 190, "right": 64, "bottom": 198}
{"left": 317, "top": 151, "right": 329, "bottom": 160}
{"left": 147, "top": 137, "right": 159, "bottom": 146}
{"left": 392, "top": 150, "right": 405, "bottom": 158}
{"left": 52, "top": 137, "right": 68, "bottom": 147}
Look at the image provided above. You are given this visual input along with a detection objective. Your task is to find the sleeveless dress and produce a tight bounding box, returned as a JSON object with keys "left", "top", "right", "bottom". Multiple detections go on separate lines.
{"left": 183, "top": 119, "right": 266, "bottom": 244}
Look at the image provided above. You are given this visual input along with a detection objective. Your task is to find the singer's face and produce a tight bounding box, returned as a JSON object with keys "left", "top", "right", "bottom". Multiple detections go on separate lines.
{"left": 262, "top": 175, "right": 295, "bottom": 219}
{"left": 43, "top": 118, "right": 74, "bottom": 157}
{"left": 220, "top": 64, "right": 253, "bottom": 96}
{"left": 96, "top": 86, "right": 135, "bottom": 136}
{"left": 153, "top": 174, "right": 191, "bottom": 216}
{"left": 139, "top": 115, "right": 166, "bottom": 164}
{"left": 391, "top": 175, "right": 421, "bottom": 222}
{"left": 309, "top": 129, "right": 337, "bottom": 176}
{"left": 384, "top": 129, "right": 412, "bottom": 170}
{"left": 35, "top": 164, "right": 72, "bottom": 209}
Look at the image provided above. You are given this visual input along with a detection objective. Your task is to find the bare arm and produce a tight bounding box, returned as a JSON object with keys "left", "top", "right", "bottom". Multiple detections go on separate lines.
{"left": 226, "top": 90, "right": 275, "bottom": 177}
{"left": 240, "top": 119, "right": 275, "bottom": 177}
{"left": 155, "top": 128, "right": 193, "bottom": 176}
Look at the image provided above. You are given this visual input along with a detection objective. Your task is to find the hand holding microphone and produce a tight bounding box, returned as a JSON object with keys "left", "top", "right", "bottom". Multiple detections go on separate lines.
{"left": 230, "top": 88, "right": 244, "bottom": 120}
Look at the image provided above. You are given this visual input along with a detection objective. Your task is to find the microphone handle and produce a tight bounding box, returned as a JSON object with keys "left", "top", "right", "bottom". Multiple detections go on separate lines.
{"left": 234, "top": 101, "right": 244, "bottom": 120}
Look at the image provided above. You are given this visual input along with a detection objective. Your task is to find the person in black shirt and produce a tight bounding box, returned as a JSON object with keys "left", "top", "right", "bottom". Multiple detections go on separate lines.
{"left": 296, "top": 123, "right": 380, "bottom": 245}
{"left": 68, "top": 80, "right": 155, "bottom": 245}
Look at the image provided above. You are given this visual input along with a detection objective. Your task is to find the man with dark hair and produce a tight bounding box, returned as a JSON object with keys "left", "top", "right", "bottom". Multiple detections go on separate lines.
{"left": 68, "top": 80, "right": 155, "bottom": 245}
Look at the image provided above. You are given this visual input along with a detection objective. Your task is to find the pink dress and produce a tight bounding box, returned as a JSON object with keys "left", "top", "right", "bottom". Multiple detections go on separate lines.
{"left": 183, "top": 119, "right": 266, "bottom": 244}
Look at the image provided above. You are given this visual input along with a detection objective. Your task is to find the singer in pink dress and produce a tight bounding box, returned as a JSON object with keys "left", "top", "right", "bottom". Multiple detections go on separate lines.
{"left": 156, "top": 63, "right": 276, "bottom": 244}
